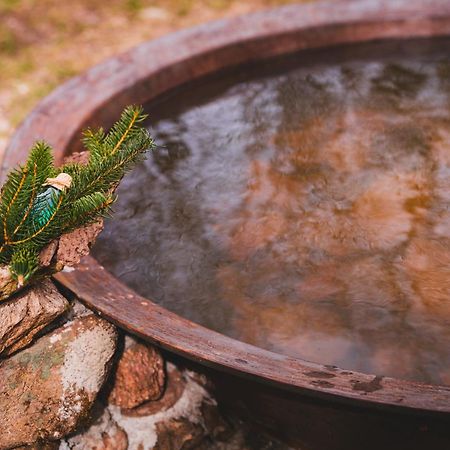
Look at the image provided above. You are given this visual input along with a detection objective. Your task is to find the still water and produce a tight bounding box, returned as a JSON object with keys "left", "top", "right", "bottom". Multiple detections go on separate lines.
{"left": 93, "top": 39, "right": 450, "bottom": 385}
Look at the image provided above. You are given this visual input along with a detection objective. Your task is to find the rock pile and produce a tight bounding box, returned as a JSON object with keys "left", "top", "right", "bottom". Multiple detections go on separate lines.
{"left": 0, "top": 282, "right": 233, "bottom": 450}
{"left": 0, "top": 194, "right": 232, "bottom": 449}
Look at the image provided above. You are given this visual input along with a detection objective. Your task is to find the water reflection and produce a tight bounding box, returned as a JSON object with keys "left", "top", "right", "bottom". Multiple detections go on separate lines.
{"left": 94, "top": 40, "right": 450, "bottom": 384}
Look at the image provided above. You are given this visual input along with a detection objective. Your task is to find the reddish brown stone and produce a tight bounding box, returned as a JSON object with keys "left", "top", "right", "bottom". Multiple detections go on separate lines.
{"left": 109, "top": 341, "right": 165, "bottom": 409}
{"left": 16, "top": 443, "right": 60, "bottom": 450}
{"left": 64, "top": 151, "right": 90, "bottom": 165}
{"left": 101, "top": 429, "right": 128, "bottom": 450}
{"left": 57, "top": 221, "right": 104, "bottom": 268}
{"left": 0, "top": 264, "right": 19, "bottom": 302}
{"left": 39, "top": 240, "right": 59, "bottom": 267}
{"left": 122, "top": 364, "right": 185, "bottom": 417}
{"left": 0, "top": 279, "right": 69, "bottom": 357}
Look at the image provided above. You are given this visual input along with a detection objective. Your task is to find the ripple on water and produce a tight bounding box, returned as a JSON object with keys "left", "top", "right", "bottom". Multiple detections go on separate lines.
{"left": 93, "top": 39, "right": 450, "bottom": 385}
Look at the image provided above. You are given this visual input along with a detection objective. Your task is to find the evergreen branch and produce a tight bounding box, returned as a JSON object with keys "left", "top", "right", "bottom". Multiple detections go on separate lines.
{"left": 104, "top": 105, "right": 147, "bottom": 156}
{"left": 9, "top": 246, "right": 39, "bottom": 285}
{"left": 9, "top": 194, "right": 64, "bottom": 246}
{"left": 12, "top": 162, "right": 37, "bottom": 237}
{"left": 0, "top": 246, "right": 11, "bottom": 264}
{"left": 2, "top": 169, "right": 28, "bottom": 243}
{"left": 60, "top": 163, "right": 84, "bottom": 179}
{"left": 82, "top": 128, "right": 105, "bottom": 162}
{"left": 1, "top": 142, "right": 54, "bottom": 245}
{"left": 61, "top": 192, "right": 113, "bottom": 231}
{"left": 69, "top": 131, "right": 151, "bottom": 199}
{"left": 0, "top": 105, "right": 155, "bottom": 295}
{"left": 110, "top": 108, "right": 140, "bottom": 155}
{"left": 26, "top": 141, "right": 55, "bottom": 185}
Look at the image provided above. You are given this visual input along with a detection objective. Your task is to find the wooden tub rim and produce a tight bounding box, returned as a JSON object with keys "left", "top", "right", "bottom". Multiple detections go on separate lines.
{"left": 4, "top": 0, "right": 450, "bottom": 417}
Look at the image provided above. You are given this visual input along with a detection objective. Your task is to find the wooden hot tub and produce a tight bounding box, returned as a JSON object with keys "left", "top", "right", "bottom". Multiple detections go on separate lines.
{"left": 3, "top": 1, "right": 450, "bottom": 449}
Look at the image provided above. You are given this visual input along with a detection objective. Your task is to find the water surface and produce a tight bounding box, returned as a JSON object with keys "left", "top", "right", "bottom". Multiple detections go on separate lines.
{"left": 94, "top": 39, "right": 450, "bottom": 385}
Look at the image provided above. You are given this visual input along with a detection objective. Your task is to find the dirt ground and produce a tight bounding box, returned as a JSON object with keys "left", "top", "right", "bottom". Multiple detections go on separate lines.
{"left": 0, "top": 0, "right": 309, "bottom": 159}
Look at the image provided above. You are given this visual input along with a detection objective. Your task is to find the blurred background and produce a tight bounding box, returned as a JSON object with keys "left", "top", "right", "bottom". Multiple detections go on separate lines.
{"left": 0, "top": 0, "right": 310, "bottom": 157}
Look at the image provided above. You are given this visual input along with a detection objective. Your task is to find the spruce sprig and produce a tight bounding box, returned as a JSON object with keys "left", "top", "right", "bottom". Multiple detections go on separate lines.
{"left": 68, "top": 128, "right": 150, "bottom": 199}
{"left": 0, "top": 142, "right": 55, "bottom": 263}
{"left": 0, "top": 105, "right": 155, "bottom": 289}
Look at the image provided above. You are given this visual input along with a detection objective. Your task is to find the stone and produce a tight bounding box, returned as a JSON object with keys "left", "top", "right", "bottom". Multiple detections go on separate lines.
{"left": 0, "top": 314, "right": 118, "bottom": 449}
{"left": 65, "top": 298, "right": 94, "bottom": 321}
{"left": 153, "top": 417, "right": 205, "bottom": 450}
{"left": 184, "top": 370, "right": 215, "bottom": 392}
{"left": 39, "top": 240, "right": 59, "bottom": 267}
{"left": 61, "top": 407, "right": 128, "bottom": 450}
{"left": 200, "top": 401, "right": 233, "bottom": 442}
{"left": 109, "top": 340, "right": 165, "bottom": 409}
{"left": 64, "top": 151, "right": 90, "bottom": 165}
{"left": 123, "top": 364, "right": 185, "bottom": 417}
{"left": 56, "top": 221, "right": 104, "bottom": 267}
{"left": 0, "top": 279, "right": 69, "bottom": 357}
{"left": 109, "top": 365, "right": 211, "bottom": 450}
{"left": 16, "top": 443, "right": 60, "bottom": 449}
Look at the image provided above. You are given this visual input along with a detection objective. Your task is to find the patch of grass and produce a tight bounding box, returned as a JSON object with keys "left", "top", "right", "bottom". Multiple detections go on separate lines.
{"left": 125, "top": 0, "right": 143, "bottom": 15}
{"left": 0, "top": 0, "right": 22, "bottom": 13}
{"left": 0, "top": 0, "right": 319, "bottom": 157}
{"left": 0, "top": 28, "right": 19, "bottom": 55}
{"left": 173, "top": 0, "right": 194, "bottom": 16}
{"left": 206, "top": 0, "right": 233, "bottom": 10}
{"left": 53, "top": 63, "right": 79, "bottom": 82}
{"left": 15, "top": 57, "right": 35, "bottom": 76}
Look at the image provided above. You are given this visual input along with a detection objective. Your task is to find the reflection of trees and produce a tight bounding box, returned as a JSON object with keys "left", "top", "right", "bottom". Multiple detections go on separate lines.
{"left": 369, "top": 63, "right": 427, "bottom": 111}
{"left": 96, "top": 57, "right": 450, "bottom": 384}
{"left": 150, "top": 119, "right": 191, "bottom": 176}
{"left": 214, "top": 62, "right": 450, "bottom": 384}
{"left": 438, "top": 61, "right": 450, "bottom": 94}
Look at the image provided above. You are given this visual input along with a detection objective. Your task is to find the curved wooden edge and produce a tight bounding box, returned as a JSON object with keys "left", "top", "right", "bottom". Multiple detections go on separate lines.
{"left": 2, "top": 0, "right": 450, "bottom": 417}
{"left": 55, "top": 256, "right": 450, "bottom": 416}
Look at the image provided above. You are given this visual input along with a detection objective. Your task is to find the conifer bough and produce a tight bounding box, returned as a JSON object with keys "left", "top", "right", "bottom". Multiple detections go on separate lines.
{"left": 0, "top": 105, "right": 155, "bottom": 300}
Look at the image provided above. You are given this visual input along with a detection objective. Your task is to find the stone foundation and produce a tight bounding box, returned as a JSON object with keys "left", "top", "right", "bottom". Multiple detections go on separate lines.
{"left": 0, "top": 281, "right": 289, "bottom": 450}
{"left": 0, "top": 281, "right": 217, "bottom": 449}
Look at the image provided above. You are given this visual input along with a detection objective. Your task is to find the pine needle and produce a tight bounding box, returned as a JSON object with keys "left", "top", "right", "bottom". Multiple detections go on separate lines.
{"left": 0, "top": 105, "right": 155, "bottom": 287}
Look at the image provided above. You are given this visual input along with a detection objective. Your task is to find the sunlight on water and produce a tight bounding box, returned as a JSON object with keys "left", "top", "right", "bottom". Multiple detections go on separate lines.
{"left": 94, "top": 39, "right": 450, "bottom": 384}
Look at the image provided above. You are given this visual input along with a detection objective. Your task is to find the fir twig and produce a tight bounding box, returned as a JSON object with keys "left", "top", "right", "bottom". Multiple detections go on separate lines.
{"left": 0, "top": 105, "right": 155, "bottom": 294}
